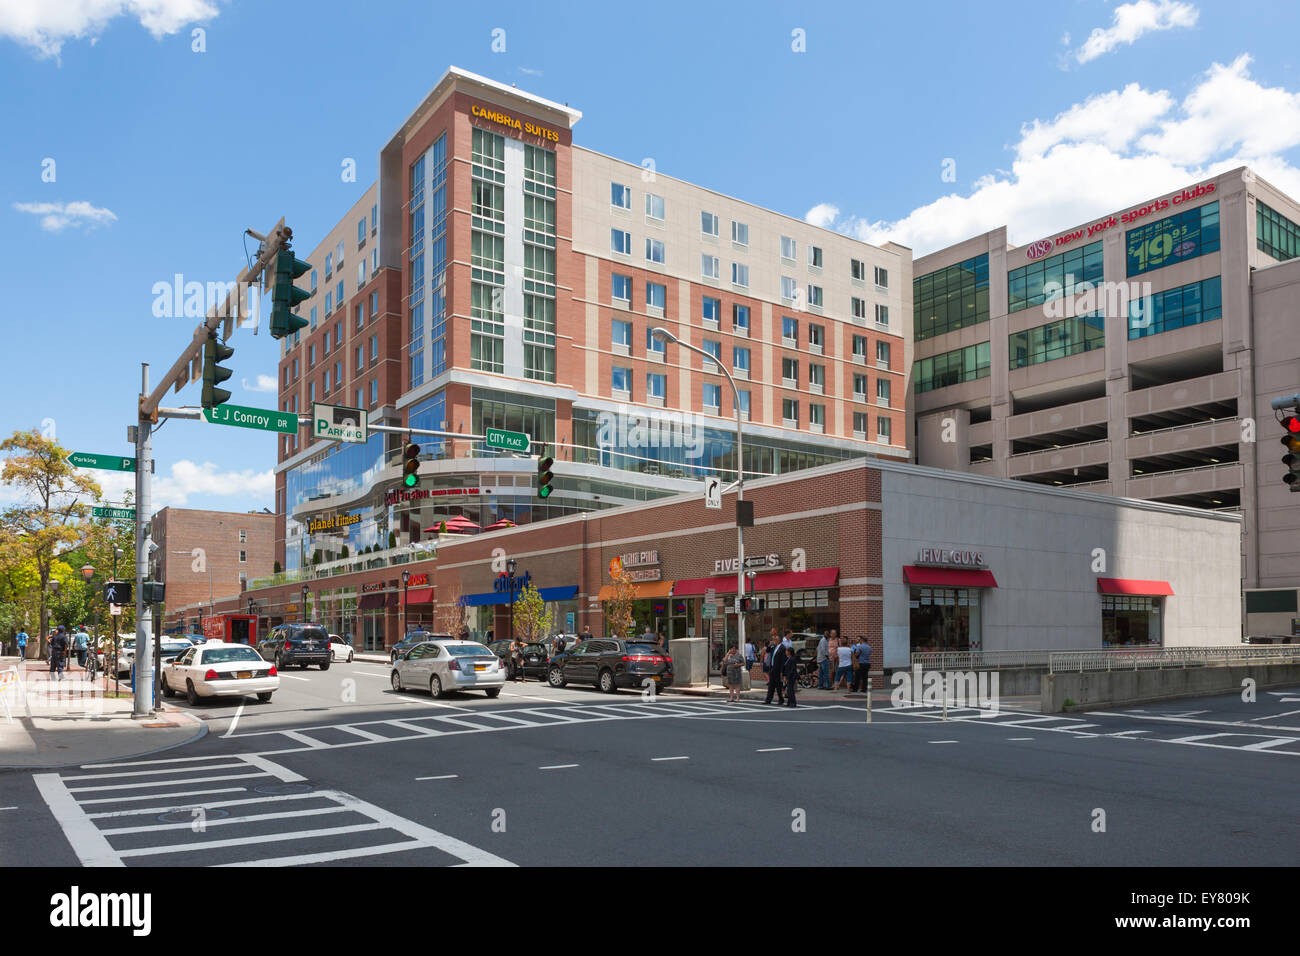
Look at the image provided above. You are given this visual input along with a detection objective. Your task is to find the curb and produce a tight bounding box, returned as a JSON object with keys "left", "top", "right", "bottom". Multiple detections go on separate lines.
{"left": 0, "top": 714, "right": 208, "bottom": 774}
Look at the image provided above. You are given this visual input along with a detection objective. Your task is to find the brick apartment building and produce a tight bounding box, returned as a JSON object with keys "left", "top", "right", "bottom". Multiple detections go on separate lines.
{"left": 150, "top": 508, "right": 275, "bottom": 632}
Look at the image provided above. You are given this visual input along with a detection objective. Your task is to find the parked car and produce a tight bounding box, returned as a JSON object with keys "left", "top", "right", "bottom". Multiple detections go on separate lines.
{"left": 255, "top": 623, "right": 332, "bottom": 671}
{"left": 547, "top": 638, "right": 673, "bottom": 694}
{"left": 329, "top": 633, "right": 355, "bottom": 663}
{"left": 487, "top": 639, "right": 549, "bottom": 679}
{"left": 390, "top": 640, "right": 504, "bottom": 699}
{"left": 161, "top": 641, "right": 279, "bottom": 705}
{"left": 389, "top": 630, "right": 455, "bottom": 663}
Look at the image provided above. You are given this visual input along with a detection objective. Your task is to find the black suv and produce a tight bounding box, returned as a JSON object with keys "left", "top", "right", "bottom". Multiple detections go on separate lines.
{"left": 389, "top": 631, "right": 455, "bottom": 663}
{"left": 257, "top": 623, "right": 332, "bottom": 670}
{"left": 547, "top": 639, "right": 673, "bottom": 694}
{"left": 487, "top": 640, "right": 550, "bottom": 679}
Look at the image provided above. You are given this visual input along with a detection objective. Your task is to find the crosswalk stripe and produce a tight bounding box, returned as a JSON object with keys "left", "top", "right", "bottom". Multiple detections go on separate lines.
{"left": 116, "top": 822, "right": 384, "bottom": 858}
{"left": 100, "top": 805, "right": 352, "bottom": 836}
{"left": 77, "top": 787, "right": 249, "bottom": 806}
{"left": 66, "top": 772, "right": 268, "bottom": 793}
{"left": 213, "top": 840, "right": 428, "bottom": 868}
{"left": 334, "top": 726, "right": 393, "bottom": 742}
{"left": 87, "top": 792, "right": 323, "bottom": 819}
{"left": 280, "top": 730, "right": 330, "bottom": 749}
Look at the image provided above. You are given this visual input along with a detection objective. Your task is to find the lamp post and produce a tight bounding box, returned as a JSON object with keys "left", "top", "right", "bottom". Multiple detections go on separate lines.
{"left": 401, "top": 570, "right": 409, "bottom": 637}
{"left": 81, "top": 564, "right": 96, "bottom": 674}
{"left": 652, "top": 327, "right": 747, "bottom": 679}
{"left": 301, "top": 585, "right": 309, "bottom": 624}
{"left": 506, "top": 558, "right": 518, "bottom": 644}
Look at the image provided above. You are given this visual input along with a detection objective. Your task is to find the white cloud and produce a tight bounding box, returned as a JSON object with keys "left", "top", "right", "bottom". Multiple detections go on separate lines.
{"left": 806, "top": 55, "right": 1300, "bottom": 256}
{"left": 1075, "top": 0, "right": 1198, "bottom": 64}
{"left": 13, "top": 200, "right": 117, "bottom": 232}
{"left": 241, "top": 374, "right": 278, "bottom": 394}
{"left": 0, "top": 0, "right": 218, "bottom": 59}
{"left": 518, "top": 66, "right": 543, "bottom": 77}
{"left": 92, "top": 460, "right": 274, "bottom": 510}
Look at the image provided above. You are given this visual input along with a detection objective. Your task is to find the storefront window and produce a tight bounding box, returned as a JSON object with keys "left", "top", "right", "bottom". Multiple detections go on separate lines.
{"left": 909, "top": 587, "right": 982, "bottom": 652}
{"left": 1102, "top": 596, "right": 1162, "bottom": 646}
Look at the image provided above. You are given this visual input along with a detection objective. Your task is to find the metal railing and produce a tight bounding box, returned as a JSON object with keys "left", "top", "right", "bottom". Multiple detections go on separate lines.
{"left": 247, "top": 542, "right": 440, "bottom": 591}
{"left": 1007, "top": 436, "right": 1109, "bottom": 459}
{"left": 910, "top": 650, "right": 1053, "bottom": 671}
{"left": 1128, "top": 417, "right": 1238, "bottom": 440}
{"left": 1127, "top": 460, "right": 1241, "bottom": 482}
{"left": 1049, "top": 645, "right": 1300, "bottom": 674}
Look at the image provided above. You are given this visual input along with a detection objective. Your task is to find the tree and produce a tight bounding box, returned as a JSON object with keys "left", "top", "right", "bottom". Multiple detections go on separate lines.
{"left": 273, "top": 560, "right": 282, "bottom": 574}
{"left": 602, "top": 566, "right": 638, "bottom": 639}
{"left": 1, "top": 430, "right": 100, "bottom": 655}
{"left": 512, "top": 581, "right": 552, "bottom": 644}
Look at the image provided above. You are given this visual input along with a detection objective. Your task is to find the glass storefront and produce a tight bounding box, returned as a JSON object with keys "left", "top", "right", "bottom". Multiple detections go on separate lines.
{"left": 1102, "top": 596, "right": 1162, "bottom": 646}
{"left": 909, "top": 586, "right": 982, "bottom": 653}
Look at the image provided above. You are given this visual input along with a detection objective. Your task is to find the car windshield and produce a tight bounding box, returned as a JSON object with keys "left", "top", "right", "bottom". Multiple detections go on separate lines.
{"left": 446, "top": 643, "right": 494, "bottom": 657}
{"left": 161, "top": 643, "right": 191, "bottom": 652}
{"left": 625, "top": 644, "right": 662, "bottom": 655}
{"left": 201, "top": 646, "right": 262, "bottom": 664}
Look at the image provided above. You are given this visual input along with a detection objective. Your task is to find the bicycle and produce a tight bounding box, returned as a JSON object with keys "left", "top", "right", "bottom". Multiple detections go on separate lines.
{"left": 84, "top": 650, "right": 99, "bottom": 681}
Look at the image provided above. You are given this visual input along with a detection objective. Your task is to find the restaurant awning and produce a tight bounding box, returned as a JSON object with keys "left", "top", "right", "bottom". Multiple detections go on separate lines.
{"left": 596, "top": 580, "right": 675, "bottom": 601}
{"left": 358, "top": 592, "right": 396, "bottom": 611}
{"left": 404, "top": 587, "right": 435, "bottom": 604}
{"left": 1096, "top": 578, "right": 1173, "bottom": 596}
{"left": 461, "top": 584, "right": 580, "bottom": 607}
{"left": 903, "top": 566, "right": 999, "bottom": 588}
{"left": 673, "top": 567, "right": 840, "bottom": 596}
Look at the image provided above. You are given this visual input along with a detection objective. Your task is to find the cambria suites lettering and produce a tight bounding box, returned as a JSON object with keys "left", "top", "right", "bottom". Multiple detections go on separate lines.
{"left": 470, "top": 103, "right": 559, "bottom": 143}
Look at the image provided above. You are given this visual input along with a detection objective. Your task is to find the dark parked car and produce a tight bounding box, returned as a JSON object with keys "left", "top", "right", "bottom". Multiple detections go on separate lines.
{"left": 547, "top": 639, "right": 673, "bottom": 694}
{"left": 487, "top": 640, "right": 550, "bottom": 679}
{"left": 389, "top": 631, "right": 455, "bottom": 663}
{"left": 256, "top": 623, "right": 332, "bottom": 670}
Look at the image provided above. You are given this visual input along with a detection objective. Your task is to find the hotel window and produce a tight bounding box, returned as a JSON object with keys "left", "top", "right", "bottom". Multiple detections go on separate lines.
{"left": 323, "top": 369, "right": 331, "bottom": 394}
{"left": 370, "top": 379, "right": 378, "bottom": 406}
{"left": 702, "top": 211, "right": 719, "bottom": 237}
{"left": 323, "top": 330, "right": 331, "bottom": 354}
{"left": 470, "top": 283, "right": 505, "bottom": 373}
{"left": 612, "top": 182, "right": 631, "bottom": 209}
{"left": 325, "top": 291, "right": 333, "bottom": 314}
{"left": 782, "top": 357, "right": 799, "bottom": 388}
{"left": 611, "top": 319, "right": 632, "bottom": 352}
{"left": 325, "top": 252, "right": 333, "bottom": 278}
{"left": 524, "top": 294, "right": 556, "bottom": 383}
{"left": 646, "top": 281, "right": 666, "bottom": 315}
{"left": 808, "top": 245, "right": 823, "bottom": 269}
{"left": 731, "top": 221, "right": 749, "bottom": 246}
{"left": 875, "top": 303, "right": 889, "bottom": 328}
{"left": 876, "top": 340, "right": 891, "bottom": 369}
{"left": 645, "top": 237, "right": 665, "bottom": 264}
{"left": 877, "top": 416, "right": 892, "bottom": 443}
{"left": 733, "top": 346, "right": 750, "bottom": 376}
{"left": 853, "top": 411, "right": 868, "bottom": 437}
{"left": 355, "top": 303, "right": 363, "bottom": 330}
{"left": 852, "top": 334, "right": 867, "bottom": 363}
{"left": 355, "top": 346, "right": 363, "bottom": 373}
{"left": 308, "top": 344, "right": 316, "bottom": 368}
{"left": 732, "top": 303, "right": 749, "bottom": 333}
{"left": 781, "top": 276, "right": 798, "bottom": 302}
{"left": 612, "top": 366, "right": 632, "bottom": 396}
{"left": 372, "top": 248, "right": 378, "bottom": 276}
{"left": 808, "top": 323, "right": 824, "bottom": 354}
{"left": 336, "top": 240, "right": 344, "bottom": 267}
{"left": 1127, "top": 276, "right": 1222, "bottom": 341}
{"left": 369, "top": 291, "right": 378, "bottom": 319}
{"left": 1008, "top": 242, "right": 1102, "bottom": 313}
{"left": 371, "top": 203, "right": 378, "bottom": 235}
{"left": 807, "top": 285, "right": 823, "bottom": 309}
{"left": 1010, "top": 312, "right": 1105, "bottom": 368}
{"left": 873, "top": 266, "right": 888, "bottom": 289}
{"left": 913, "top": 341, "right": 991, "bottom": 393}
{"left": 292, "top": 357, "right": 299, "bottom": 379}
{"left": 283, "top": 366, "right": 289, "bottom": 387}
{"left": 702, "top": 296, "right": 721, "bottom": 327}
{"left": 851, "top": 258, "right": 866, "bottom": 282}
{"left": 737, "top": 389, "right": 751, "bottom": 421}
{"left": 357, "top": 260, "right": 365, "bottom": 289}
{"left": 703, "top": 382, "right": 721, "bottom": 410}
{"left": 809, "top": 364, "right": 825, "bottom": 394}
{"left": 335, "top": 281, "right": 343, "bottom": 310}
{"left": 1258, "top": 200, "right": 1300, "bottom": 262}
{"left": 358, "top": 218, "right": 366, "bottom": 245}
{"left": 356, "top": 388, "right": 363, "bottom": 408}
{"left": 645, "top": 193, "right": 665, "bottom": 221}
{"left": 370, "top": 334, "right": 378, "bottom": 362}
{"left": 782, "top": 316, "right": 798, "bottom": 345}
{"left": 523, "top": 245, "right": 556, "bottom": 297}
{"left": 310, "top": 306, "right": 317, "bottom": 329}
{"left": 611, "top": 228, "right": 632, "bottom": 255}
{"left": 310, "top": 269, "right": 318, "bottom": 292}
{"left": 647, "top": 372, "right": 666, "bottom": 400}
{"left": 472, "top": 232, "right": 505, "bottom": 285}
{"left": 308, "top": 381, "right": 315, "bottom": 402}
{"left": 472, "top": 128, "right": 506, "bottom": 184}
{"left": 472, "top": 179, "right": 505, "bottom": 233}
{"left": 732, "top": 263, "right": 749, "bottom": 288}
{"left": 852, "top": 297, "right": 867, "bottom": 321}
{"left": 876, "top": 378, "right": 891, "bottom": 407}
{"left": 853, "top": 373, "right": 868, "bottom": 401}
{"left": 701, "top": 254, "right": 719, "bottom": 280}
{"left": 646, "top": 325, "right": 666, "bottom": 357}
{"left": 703, "top": 339, "right": 722, "bottom": 370}
{"left": 809, "top": 403, "right": 825, "bottom": 430}
{"left": 782, "top": 398, "right": 799, "bottom": 427}
{"left": 612, "top": 273, "right": 632, "bottom": 303}
{"left": 915, "top": 255, "right": 990, "bottom": 340}
{"left": 781, "top": 236, "right": 797, "bottom": 261}
{"left": 1127, "top": 201, "right": 1220, "bottom": 277}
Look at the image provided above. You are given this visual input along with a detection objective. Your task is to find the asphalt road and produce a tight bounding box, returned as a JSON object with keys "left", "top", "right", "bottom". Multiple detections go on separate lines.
{"left": 3, "top": 658, "right": 1298, "bottom": 867}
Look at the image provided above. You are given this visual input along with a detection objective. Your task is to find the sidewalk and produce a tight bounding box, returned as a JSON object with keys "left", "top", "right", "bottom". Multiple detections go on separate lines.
{"left": 0, "top": 657, "right": 205, "bottom": 770}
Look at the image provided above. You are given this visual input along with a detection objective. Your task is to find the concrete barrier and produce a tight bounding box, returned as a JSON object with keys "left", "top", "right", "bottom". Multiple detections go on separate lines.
{"left": 1041, "top": 663, "right": 1300, "bottom": 712}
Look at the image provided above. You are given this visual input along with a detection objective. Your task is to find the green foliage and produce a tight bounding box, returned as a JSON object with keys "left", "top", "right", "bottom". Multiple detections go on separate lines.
{"left": 512, "top": 581, "right": 552, "bottom": 643}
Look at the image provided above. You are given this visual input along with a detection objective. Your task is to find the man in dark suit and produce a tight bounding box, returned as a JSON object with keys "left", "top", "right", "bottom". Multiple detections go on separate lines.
{"left": 765, "top": 634, "right": 787, "bottom": 705}
{"left": 782, "top": 640, "right": 799, "bottom": 708}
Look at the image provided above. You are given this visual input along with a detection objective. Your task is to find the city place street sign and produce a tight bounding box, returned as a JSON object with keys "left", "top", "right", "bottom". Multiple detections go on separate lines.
{"left": 314, "top": 403, "right": 368, "bottom": 443}
{"left": 485, "top": 428, "right": 530, "bottom": 452}
{"left": 69, "top": 452, "right": 135, "bottom": 472}
{"left": 204, "top": 403, "right": 298, "bottom": 434}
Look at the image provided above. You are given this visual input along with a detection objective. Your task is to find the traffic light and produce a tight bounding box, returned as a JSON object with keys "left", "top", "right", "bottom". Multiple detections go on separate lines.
{"left": 1282, "top": 415, "right": 1300, "bottom": 491}
{"left": 269, "top": 246, "right": 312, "bottom": 339}
{"left": 403, "top": 442, "right": 421, "bottom": 488}
{"left": 201, "top": 331, "right": 234, "bottom": 408}
{"left": 537, "top": 451, "right": 554, "bottom": 499}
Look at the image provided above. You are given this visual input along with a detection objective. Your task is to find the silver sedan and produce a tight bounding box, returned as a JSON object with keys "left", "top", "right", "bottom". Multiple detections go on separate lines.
{"left": 390, "top": 641, "right": 504, "bottom": 699}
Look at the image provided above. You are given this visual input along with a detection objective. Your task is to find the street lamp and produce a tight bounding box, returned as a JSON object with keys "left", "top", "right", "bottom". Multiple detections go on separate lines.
{"left": 506, "top": 558, "right": 518, "bottom": 644}
{"left": 652, "top": 326, "right": 749, "bottom": 681}
{"left": 401, "top": 569, "right": 410, "bottom": 637}
{"left": 301, "top": 585, "right": 309, "bottom": 624}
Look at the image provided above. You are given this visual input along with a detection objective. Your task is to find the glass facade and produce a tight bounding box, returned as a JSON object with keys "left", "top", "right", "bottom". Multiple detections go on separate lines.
{"left": 1009, "top": 312, "right": 1104, "bottom": 369}
{"left": 909, "top": 587, "right": 981, "bottom": 653}
{"left": 1102, "top": 596, "right": 1161, "bottom": 646}
{"left": 1257, "top": 200, "right": 1300, "bottom": 262}
{"left": 1127, "top": 276, "right": 1222, "bottom": 340}
{"left": 1126, "top": 202, "right": 1219, "bottom": 277}
{"left": 471, "top": 388, "right": 555, "bottom": 455}
{"left": 914, "top": 254, "right": 989, "bottom": 341}
{"left": 1008, "top": 241, "right": 1103, "bottom": 313}
{"left": 427, "top": 134, "right": 448, "bottom": 379}
{"left": 284, "top": 432, "right": 388, "bottom": 570}
{"left": 913, "top": 342, "right": 991, "bottom": 394}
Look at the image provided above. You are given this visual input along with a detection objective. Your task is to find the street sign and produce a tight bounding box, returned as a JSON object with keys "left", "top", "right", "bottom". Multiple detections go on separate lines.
{"left": 704, "top": 475, "right": 722, "bottom": 509}
{"left": 702, "top": 602, "right": 717, "bottom": 620}
{"left": 109, "top": 605, "right": 122, "bottom": 617}
{"left": 92, "top": 507, "right": 136, "bottom": 520}
{"left": 485, "top": 427, "right": 530, "bottom": 453}
{"left": 313, "top": 403, "right": 368, "bottom": 443}
{"left": 204, "top": 403, "right": 298, "bottom": 434}
{"left": 103, "top": 581, "right": 132, "bottom": 605}
{"left": 69, "top": 452, "right": 135, "bottom": 472}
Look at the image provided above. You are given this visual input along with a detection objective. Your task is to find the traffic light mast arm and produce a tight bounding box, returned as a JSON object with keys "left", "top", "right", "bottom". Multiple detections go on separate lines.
{"left": 140, "top": 217, "right": 288, "bottom": 420}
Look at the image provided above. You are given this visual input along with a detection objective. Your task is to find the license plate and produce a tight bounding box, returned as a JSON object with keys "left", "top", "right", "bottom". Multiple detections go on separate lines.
{"left": 474, "top": 665, "right": 487, "bottom": 671}
{"left": 236, "top": 671, "right": 252, "bottom": 679}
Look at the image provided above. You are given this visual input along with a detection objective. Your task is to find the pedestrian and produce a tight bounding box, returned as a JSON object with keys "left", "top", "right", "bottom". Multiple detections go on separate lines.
{"left": 827, "top": 630, "right": 840, "bottom": 686}
{"left": 834, "top": 637, "right": 853, "bottom": 691}
{"left": 851, "top": 637, "right": 872, "bottom": 693}
{"left": 74, "top": 629, "right": 89, "bottom": 669}
{"left": 722, "top": 643, "right": 744, "bottom": 703}
{"left": 555, "top": 633, "right": 568, "bottom": 655}
{"left": 782, "top": 639, "right": 800, "bottom": 708}
{"left": 511, "top": 638, "right": 526, "bottom": 682}
{"left": 744, "top": 637, "right": 757, "bottom": 669}
{"left": 581, "top": 625, "right": 593, "bottom": 642}
{"left": 816, "top": 631, "right": 830, "bottom": 689}
{"left": 49, "top": 626, "right": 68, "bottom": 680}
{"left": 765, "top": 633, "right": 787, "bottom": 705}
{"left": 657, "top": 631, "right": 667, "bottom": 652}
{"left": 15, "top": 628, "right": 28, "bottom": 666}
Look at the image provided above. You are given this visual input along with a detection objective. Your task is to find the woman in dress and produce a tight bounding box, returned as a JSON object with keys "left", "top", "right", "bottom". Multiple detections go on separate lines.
{"left": 722, "top": 643, "right": 744, "bottom": 703}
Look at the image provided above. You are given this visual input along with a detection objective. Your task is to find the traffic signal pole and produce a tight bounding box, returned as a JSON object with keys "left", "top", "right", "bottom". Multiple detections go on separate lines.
{"left": 132, "top": 364, "right": 153, "bottom": 717}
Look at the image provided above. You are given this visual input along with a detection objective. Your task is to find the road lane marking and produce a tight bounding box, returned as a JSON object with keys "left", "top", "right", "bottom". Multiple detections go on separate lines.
{"left": 241, "top": 754, "right": 306, "bottom": 782}
{"left": 32, "top": 773, "right": 124, "bottom": 867}
{"left": 280, "top": 730, "right": 329, "bottom": 749}
{"left": 1106, "top": 730, "right": 1152, "bottom": 737}
{"left": 335, "top": 725, "right": 393, "bottom": 742}
{"left": 539, "top": 764, "right": 578, "bottom": 770}
{"left": 1090, "top": 711, "right": 1300, "bottom": 733}
{"left": 757, "top": 747, "right": 792, "bottom": 752}
{"left": 929, "top": 740, "right": 959, "bottom": 744}
{"left": 416, "top": 775, "right": 458, "bottom": 781}
{"left": 651, "top": 756, "right": 689, "bottom": 761}
{"left": 279, "top": 675, "right": 311, "bottom": 682}
{"left": 1007, "top": 737, "right": 1035, "bottom": 741}
{"left": 386, "top": 720, "right": 445, "bottom": 737}
{"left": 223, "top": 701, "right": 244, "bottom": 737}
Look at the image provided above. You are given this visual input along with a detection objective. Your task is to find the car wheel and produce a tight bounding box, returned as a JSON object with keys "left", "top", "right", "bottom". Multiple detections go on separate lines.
{"left": 347, "top": 651, "right": 354, "bottom": 663}
{"left": 161, "top": 675, "right": 174, "bottom": 698}
{"left": 429, "top": 676, "right": 443, "bottom": 699}
{"left": 485, "top": 687, "right": 501, "bottom": 699}
{"left": 257, "top": 692, "right": 272, "bottom": 703}
{"left": 185, "top": 680, "right": 202, "bottom": 706}
{"left": 391, "top": 670, "right": 404, "bottom": 692}
{"left": 320, "top": 660, "right": 330, "bottom": 671}
{"left": 599, "top": 669, "right": 618, "bottom": 694}
{"left": 275, "top": 653, "right": 284, "bottom": 672}
{"left": 548, "top": 666, "right": 566, "bottom": 688}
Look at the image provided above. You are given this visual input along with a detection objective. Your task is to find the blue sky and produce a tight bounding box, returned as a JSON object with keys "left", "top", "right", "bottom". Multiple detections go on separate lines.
{"left": 2, "top": 0, "right": 1299, "bottom": 514}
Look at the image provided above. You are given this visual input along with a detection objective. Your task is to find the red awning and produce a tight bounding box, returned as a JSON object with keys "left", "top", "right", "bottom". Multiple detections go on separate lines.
{"left": 357, "top": 593, "right": 385, "bottom": 611}
{"left": 1097, "top": 578, "right": 1173, "bottom": 596}
{"left": 673, "top": 567, "right": 840, "bottom": 596}
{"left": 404, "top": 587, "right": 435, "bottom": 604}
{"left": 903, "top": 566, "right": 999, "bottom": 588}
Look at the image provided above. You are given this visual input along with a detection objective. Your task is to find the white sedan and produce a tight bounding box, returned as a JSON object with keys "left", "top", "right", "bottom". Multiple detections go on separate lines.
{"left": 390, "top": 641, "right": 504, "bottom": 699}
{"left": 329, "top": 634, "right": 355, "bottom": 663}
{"left": 161, "top": 641, "right": 279, "bottom": 705}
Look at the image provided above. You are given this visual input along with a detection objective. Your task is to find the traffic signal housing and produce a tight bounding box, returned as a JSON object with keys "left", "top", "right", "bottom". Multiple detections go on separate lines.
{"left": 403, "top": 442, "right": 421, "bottom": 488}
{"left": 537, "top": 451, "right": 554, "bottom": 499}
{"left": 1282, "top": 415, "right": 1300, "bottom": 491}
{"left": 270, "top": 247, "right": 312, "bottom": 339}
{"left": 201, "top": 332, "right": 234, "bottom": 408}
